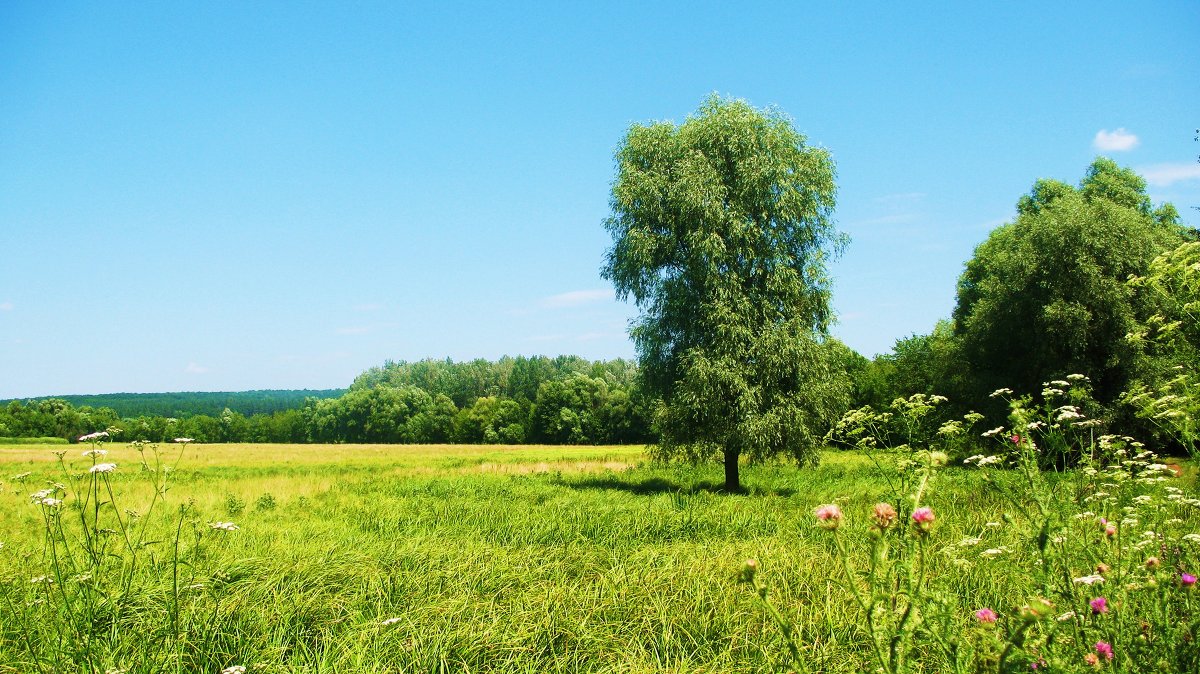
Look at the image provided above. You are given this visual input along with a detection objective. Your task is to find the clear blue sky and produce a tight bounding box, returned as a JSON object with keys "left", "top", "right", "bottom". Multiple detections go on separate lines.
{"left": 2, "top": 1, "right": 1198, "bottom": 398}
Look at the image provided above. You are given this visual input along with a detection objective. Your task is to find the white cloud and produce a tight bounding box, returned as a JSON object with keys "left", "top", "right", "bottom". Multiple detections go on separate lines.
{"left": 0, "top": 301, "right": 12, "bottom": 311}
{"left": 1138, "top": 162, "right": 1200, "bottom": 187}
{"left": 1093, "top": 128, "right": 1139, "bottom": 152}
{"left": 540, "top": 289, "right": 614, "bottom": 309}
{"left": 336, "top": 326, "right": 369, "bottom": 335}
{"left": 184, "top": 362, "right": 209, "bottom": 374}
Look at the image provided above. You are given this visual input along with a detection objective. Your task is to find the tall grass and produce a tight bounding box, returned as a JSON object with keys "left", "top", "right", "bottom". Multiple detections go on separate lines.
{"left": 0, "top": 438, "right": 1195, "bottom": 673}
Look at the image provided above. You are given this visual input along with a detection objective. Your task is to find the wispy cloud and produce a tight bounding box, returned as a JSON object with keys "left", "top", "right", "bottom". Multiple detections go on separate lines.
{"left": 184, "top": 362, "right": 209, "bottom": 374}
{"left": 1138, "top": 162, "right": 1200, "bottom": 187}
{"left": 1093, "top": 128, "right": 1139, "bottom": 152}
{"left": 540, "top": 289, "right": 614, "bottom": 309}
{"left": 0, "top": 301, "right": 12, "bottom": 311}
{"left": 336, "top": 326, "right": 370, "bottom": 335}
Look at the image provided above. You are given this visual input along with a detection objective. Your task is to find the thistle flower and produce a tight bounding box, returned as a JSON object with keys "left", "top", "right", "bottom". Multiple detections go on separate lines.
{"left": 1182, "top": 572, "right": 1196, "bottom": 588}
{"left": 1094, "top": 641, "right": 1113, "bottom": 661}
{"left": 814, "top": 504, "right": 843, "bottom": 529}
{"left": 1089, "top": 596, "right": 1109, "bottom": 614}
{"left": 974, "top": 607, "right": 997, "bottom": 624}
{"left": 872, "top": 502, "right": 897, "bottom": 529}
{"left": 1145, "top": 556, "right": 1160, "bottom": 569}
{"left": 912, "top": 506, "right": 935, "bottom": 533}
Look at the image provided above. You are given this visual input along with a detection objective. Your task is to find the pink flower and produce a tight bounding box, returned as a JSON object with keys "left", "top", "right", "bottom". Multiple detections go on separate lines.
{"left": 1103, "top": 523, "right": 1117, "bottom": 538}
{"left": 814, "top": 504, "right": 843, "bottom": 529}
{"left": 1094, "top": 641, "right": 1113, "bottom": 661}
{"left": 872, "top": 502, "right": 897, "bottom": 530}
{"left": 1089, "top": 596, "right": 1108, "bottom": 615}
{"left": 1011, "top": 433, "right": 1021, "bottom": 444}
{"left": 911, "top": 506, "right": 935, "bottom": 533}
{"left": 1182, "top": 572, "right": 1196, "bottom": 587}
{"left": 974, "top": 607, "right": 997, "bottom": 624}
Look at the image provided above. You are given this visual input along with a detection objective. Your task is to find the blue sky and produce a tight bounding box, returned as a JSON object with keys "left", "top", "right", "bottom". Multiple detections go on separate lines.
{"left": 2, "top": 1, "right": 1198, "bottom": 398}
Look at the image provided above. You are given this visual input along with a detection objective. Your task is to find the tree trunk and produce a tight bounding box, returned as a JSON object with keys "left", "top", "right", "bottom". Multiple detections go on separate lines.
{"left": 723, "top": 448, "right": 741, "bottom": 492}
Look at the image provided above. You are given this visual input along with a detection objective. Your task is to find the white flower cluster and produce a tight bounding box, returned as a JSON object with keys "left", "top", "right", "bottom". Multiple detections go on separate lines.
{"left": 209, "top": 521, "right": 240, "bottom": 532}
{"left": 78, "top": 431, "right": 110, "bottom": 442}
{"left": 89, "top": 463, "right": 117, "bottom": 474}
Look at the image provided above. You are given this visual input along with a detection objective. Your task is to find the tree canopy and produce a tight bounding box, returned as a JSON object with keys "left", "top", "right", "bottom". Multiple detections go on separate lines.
{"left": 602, "top": 95, "right": 848, "bottom": 490}
{"left": 953, "top": 158, "right": 1187, "bottom": 404}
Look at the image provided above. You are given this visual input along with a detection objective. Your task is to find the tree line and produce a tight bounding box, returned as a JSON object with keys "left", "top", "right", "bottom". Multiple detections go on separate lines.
{"left": 0, "top": 356, "right": 658, "bottom": 445}
{"left": 0, "top": 390, "right": 345, "bottom": 419}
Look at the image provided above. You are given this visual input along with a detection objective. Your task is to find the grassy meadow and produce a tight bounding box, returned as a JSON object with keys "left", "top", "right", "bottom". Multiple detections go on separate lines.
{"left": 1, "top": 440, "right": 1197, "bottom": 673}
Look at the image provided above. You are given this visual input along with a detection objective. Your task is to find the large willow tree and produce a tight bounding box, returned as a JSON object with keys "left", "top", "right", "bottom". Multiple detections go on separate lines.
{"left": 602, "top": 95, "right": 848, "bottom": 491}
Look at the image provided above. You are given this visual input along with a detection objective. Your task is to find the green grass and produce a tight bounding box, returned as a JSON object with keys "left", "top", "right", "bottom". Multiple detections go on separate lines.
{"left": 0, "top": 441, "right": 1196, "bottom": 673}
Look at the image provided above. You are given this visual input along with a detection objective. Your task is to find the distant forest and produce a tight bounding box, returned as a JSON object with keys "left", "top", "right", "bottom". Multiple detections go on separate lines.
{"left": 1, "top": 390, "right": 345, "bottom": 418}
{"left": 0, "top": 356, "right": 658, "bottom": 445}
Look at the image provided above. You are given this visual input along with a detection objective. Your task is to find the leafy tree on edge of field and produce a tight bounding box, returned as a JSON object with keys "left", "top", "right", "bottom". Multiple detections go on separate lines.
{"left": 953, "top": 158, "right": 1187, "bottom": 406}
{"left": 602, "top": 95, "right": 850, "bottom": 491}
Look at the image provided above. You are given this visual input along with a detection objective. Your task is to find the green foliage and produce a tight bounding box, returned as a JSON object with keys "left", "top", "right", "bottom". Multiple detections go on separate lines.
{"left": 1124, "top": 240, "right": 1200, "bottom": 456}
{"left": 1, "top": 389, "right": 345, "bottom": 418}
{"left": 954, "top": 158, "right": 1187, "bottom": 405}
{"left": 602, "top": 95, "right": 848, "bottom": 489}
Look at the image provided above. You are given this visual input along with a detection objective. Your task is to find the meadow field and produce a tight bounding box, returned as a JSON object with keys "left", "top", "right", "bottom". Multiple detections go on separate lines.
{"left": 1, "top": 439, "right": 1197, "bottom": 673}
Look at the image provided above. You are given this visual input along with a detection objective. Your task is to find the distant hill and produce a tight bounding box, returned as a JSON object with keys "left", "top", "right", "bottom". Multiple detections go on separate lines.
{"left": 1, "top": 389, "right": 345, "bottom": 418}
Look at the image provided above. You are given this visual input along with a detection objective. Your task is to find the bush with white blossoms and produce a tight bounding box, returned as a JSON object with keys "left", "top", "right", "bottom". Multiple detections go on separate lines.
{"left": 750, "top": 378, "right": 1199, "bottom": 673}
{"left": 1, "top": 433, "right": 241, "bottom": 672}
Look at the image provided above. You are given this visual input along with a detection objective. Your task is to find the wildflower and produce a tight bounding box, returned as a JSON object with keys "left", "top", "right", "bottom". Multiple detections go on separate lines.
{"left": 221, "top": 667, "right": 246, "bottom": 674}
{"left": 1084, "top": 653, "right": 1099, "bottom": 666}
{"left": 740, "top": 559, "right": 759, "bottom": 583}
{"left": 1010, "top": 434, "right": 1021, "bottom": 445}
{"left": 1095, "top": 562, "right": 1110, "bottom": 574}
{"left": 78, "top": 431, "right": 109, "bottom": 442}
{"left": 1073, "top": 574, "right": 1105, "bottom": 585}
{"left": 974, "top": 607, "right": 997, "bottom": 624}
{"left": 1182, "top": 572, "right": 1197, "bottom": 588}
{"left": 1104, "top": 523, "right": 1117, "bottom": 538}
{"left": 1019, "top": 597, "right": 1054, "bottom": 620}
{"left": 869, "top": 502, "right": 897, "bottom": 530}
{"left": 173, "top": 437, "right": 195, "bottom": 443}
{"left": 209, "top": 521, "right": 240, "bottom": 532}
{"left": 1042, "top": 387, "right": 1065, "bottom": 397}
{"left": 1056, "top": 610, "right": 1076, "bottom": 622}
{"left": 815, "top": 504, "right": 843, "bottom": 529}
{"left": 30, "top": 575, "right": 53, "bottom": 584}
{"left": 82, "top": 449, "right": 108, "bottom": 457}
{"left": 89, "top": 463, "right": 117, "bottom": 474}
{"left": 1182, "top": 533, "right": 1200, "bottom": 544}
{"left": 38, "top": 497, "right": 63, "bottom": 508}
{"left": 380, "top": 617, "right": 403, "bottom": 626}
{"left": 958, "top": 536, "right": 982, "bottom": 547}
{"left": 989, "top": 388, "right": 1012, "bottom": 398}
{"left": 1094, "top": 641, "right": 1113, "bottom": 661}
{"left": 1145, "top": 557, "right": 1160, "bottom": 569}
{"left": 980, "top": 548, "right": 1005, "bottom": 558}
{"left": 912, "top": 506, "right": 935, "bottom": 533}
{"left": 1089, "top": 597, "right": 1109, "bottom": 615}
{"left": 1067, "top": 373, "right": 1088, "bottom": 381}
{"left": 981, "top": 426, "right": 1005, "bottom": 438}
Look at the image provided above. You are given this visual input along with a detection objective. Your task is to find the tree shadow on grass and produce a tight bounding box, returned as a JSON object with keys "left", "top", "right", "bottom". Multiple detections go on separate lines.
{"left": 555, "top": 473, "right": 795, "bottom": 497}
